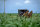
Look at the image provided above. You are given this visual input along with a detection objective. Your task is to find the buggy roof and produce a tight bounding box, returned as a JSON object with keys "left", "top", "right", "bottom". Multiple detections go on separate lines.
{"left": 18, "top": 9, "right": 28, "bottom": 10}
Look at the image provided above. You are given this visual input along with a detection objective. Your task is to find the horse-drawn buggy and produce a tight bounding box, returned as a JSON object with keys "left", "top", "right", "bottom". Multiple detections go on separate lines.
{"left": 17, "top": 9, "right": 33, "bottom": 18}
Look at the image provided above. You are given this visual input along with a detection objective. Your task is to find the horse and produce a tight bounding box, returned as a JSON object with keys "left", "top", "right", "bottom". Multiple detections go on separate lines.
{"left": 23, "top": 10, "right": 33, "bottom": 18}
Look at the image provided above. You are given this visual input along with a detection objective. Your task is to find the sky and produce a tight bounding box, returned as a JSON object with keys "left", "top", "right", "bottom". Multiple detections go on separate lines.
{"left": 0, "top": 0, "right": 40, "bottom": 13}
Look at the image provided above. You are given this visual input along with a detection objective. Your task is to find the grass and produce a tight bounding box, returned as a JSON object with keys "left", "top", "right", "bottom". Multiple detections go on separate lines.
{"left": 0, "top": 13, "right": 40, "bottom": 27}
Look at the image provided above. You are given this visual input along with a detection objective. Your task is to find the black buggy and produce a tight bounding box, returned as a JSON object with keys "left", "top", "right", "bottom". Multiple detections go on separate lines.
{"left": 17, "top": 9, "right": 28, "bottom": 17}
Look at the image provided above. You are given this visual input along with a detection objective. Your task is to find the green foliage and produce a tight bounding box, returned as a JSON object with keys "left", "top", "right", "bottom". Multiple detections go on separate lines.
{"left": 0, "top": 13, "right": 40, "bottom": 27}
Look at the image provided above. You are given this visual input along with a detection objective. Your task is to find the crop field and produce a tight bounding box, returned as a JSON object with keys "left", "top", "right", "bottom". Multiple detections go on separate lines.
{"left": 0, "top": 13, "right": 40, "bottom": 27}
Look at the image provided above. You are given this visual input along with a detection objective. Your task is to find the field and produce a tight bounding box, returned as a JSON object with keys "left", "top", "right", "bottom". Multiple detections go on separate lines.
{"left": 0, "top": 13, "right": 40, "bottom": 27}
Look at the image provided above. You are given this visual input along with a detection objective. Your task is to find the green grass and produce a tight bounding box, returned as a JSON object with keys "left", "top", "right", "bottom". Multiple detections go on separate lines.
{"left": 0, "top": 13, "right": 40, "bottom": 27}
